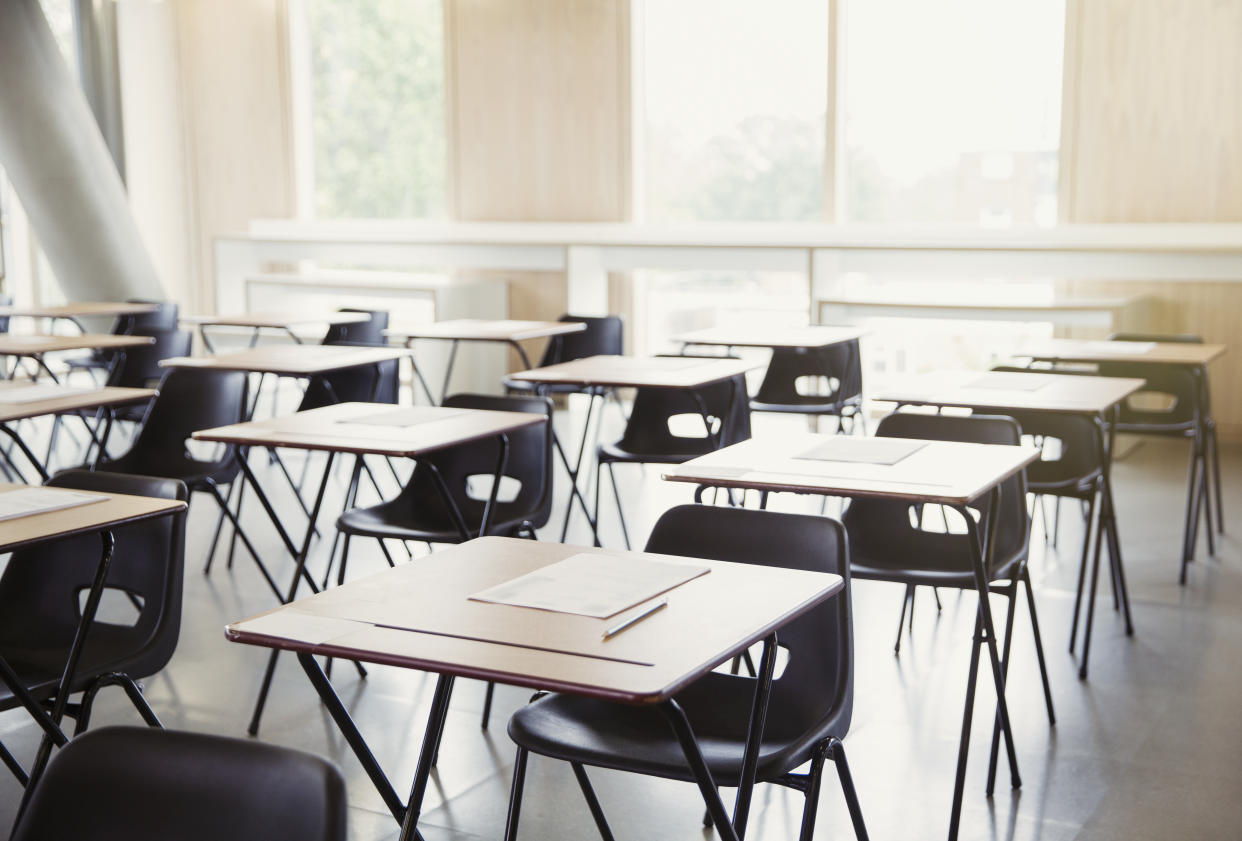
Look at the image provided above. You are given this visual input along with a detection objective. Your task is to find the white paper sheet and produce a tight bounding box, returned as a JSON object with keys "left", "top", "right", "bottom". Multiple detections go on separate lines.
{"left": 469, "top": 552, "right": 710, "bottom": 618}
{"left": 0, "top": 487, "right": 106, "bottom": 523}
{"left": 0, "top": 385, "right": 100, "bottom": 404}
{"left": 341, "top": 408, "right": 465, "bottom": 427}
{"left": 795, "top": 437, "right": 926, "bottom": 466}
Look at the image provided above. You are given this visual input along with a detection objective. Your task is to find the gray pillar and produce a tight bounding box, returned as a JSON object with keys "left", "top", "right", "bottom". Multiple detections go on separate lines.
{"left": 0, "top": 0, "right": 163, "bottom": 302}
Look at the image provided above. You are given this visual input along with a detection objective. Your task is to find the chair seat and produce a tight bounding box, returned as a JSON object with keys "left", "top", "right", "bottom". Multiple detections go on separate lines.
{"left": 749, "top": 398, "right": 860, "bottom": 415}
{"left": 502, "top": 377, "right": 609, "bottom": 397}
{"left": 0, "top": 627, "right": 167, "bottom": 712}
{"left": 508, "top": 675, "right": 830, "bottom": 787}
{"left": 100, "top": 454, "right": 236, "bottom": 489}
{"left": 1113, "top": 421, "right": 1198, "bottom": 437}
{"left": 597, "top": 440, "right": 708, "bottom": 466}
{"left": 851, "top": 547, "right": 1026, "bottom": 589}
{"left": 336, "top": 497, "right": 531, "bottom": 542}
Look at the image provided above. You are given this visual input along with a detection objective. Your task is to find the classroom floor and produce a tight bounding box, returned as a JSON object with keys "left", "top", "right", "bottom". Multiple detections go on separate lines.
{"left": 0, "top": 404, "right": 1238, "bottom": 841}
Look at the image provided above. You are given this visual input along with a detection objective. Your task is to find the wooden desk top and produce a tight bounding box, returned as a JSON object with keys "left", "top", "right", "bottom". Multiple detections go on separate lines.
{"left": 508, "top": 355, "right": 758, "bottom": 390}
{"left": 0, "top": 334, "right": 154, "bottom": 356}
{"left": 194, "top": 402, "right": 544, "bottom": 458}
{"left": 0, "top": 384, "right": 156, "bottom": 424}
{"left": 663, "top": 434, "right": 1039, "bottom": 506}
{"left": 1019, "top": 338, "right": 1226, "bottom": 366}
{"left": 226, "top": 536, "right": 843, "bottom": 704}
{"left": 0, "top": 482, "right": 186, "bottom": 553}
{"left": 675, "top": 325, "right": 866, "bottom": 350}
{"left": 179, "top": 311, "right": 372, "bottom": 329}
{"left": 388, "top": 319, "right": 586, "bottom": 343}
{"left": 873, "top": 370, "right": 1147, "bottom": 416}
{"left": 0, "top": 302, "right": 158, "bottom": 320}
{"left": 160, "top": 345, "right": 410, "bottom": 377}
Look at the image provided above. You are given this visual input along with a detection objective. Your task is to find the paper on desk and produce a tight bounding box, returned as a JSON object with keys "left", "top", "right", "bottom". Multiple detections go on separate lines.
{"left": 0, "top": 487, "right": 106, "bottom": 523}
{"left": 0, "top": 384, "right": 100, "bottom": 404}
{"left": 341, "top": 408, "right": 465, "bottom": 427}
{"left": 795, "top": 437, "right": 926, "bottom": 466}
{"left": 965, "top": 372, "right": 1056, "bottom": 391}
{"left": 469, "top": 552, "right": 710, "bottom": 618}
{"left": 1082, "top": 341, "right": 1155, "bottom": 354}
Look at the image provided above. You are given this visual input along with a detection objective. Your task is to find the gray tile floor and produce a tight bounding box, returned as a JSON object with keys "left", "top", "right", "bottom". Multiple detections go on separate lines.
{"left": 1, "top": 404, "right": 1239, "bottom": 841}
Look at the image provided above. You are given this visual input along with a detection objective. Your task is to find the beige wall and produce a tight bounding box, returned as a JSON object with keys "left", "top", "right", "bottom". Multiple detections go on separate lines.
{"left": 118, "top": 0, "right": 296, "bottom": 316}
{"left": 1060, "top": 0, "right": 1242, "bottom": 437}
{"left": 445, "top": 0, "right": 632, "bottom": 343}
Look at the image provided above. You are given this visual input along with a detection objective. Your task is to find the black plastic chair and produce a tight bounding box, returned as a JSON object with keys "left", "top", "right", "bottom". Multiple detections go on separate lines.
{"left": 93, "top": 368, "right": 284, "bottom": 597}
{"left": 0, "top": 292, "right": 12, "bottom": 334}
{"left": 335, "top": 393, "right": 553, "bottom": 560}
{"left": 66, "top": 299, "right": 180, "bottom": 378}
{"left": 595, "top": 358, "right": 751, "bottom": 548}
{"left": 844, "top": 412, "right": 1053, "bottom": 804}
{"left": 100, "top": 328, "right": 193, "bottom": 424}
{"left": 985, "top": 369, "right": 1132, "bottom": 677}
{"left": 1102, "top": 332, "right": 1221, "bottom": 575}
{"left": 10, "top": 726, "right": 346, "bottom": 841}
{"left": 504, "top": 504, "right": 867, "bottom": 841}
{"left": 503, "top": 314, "right": 625, "bottom": 395}
{"left": 750, "top": 338, "right": 865, "bottom": 433}
{"left": 0, "top": 470, "right": 187, "bottom": 784}
{"left": 322, "top": 308, "right": 389, "bottom": 346}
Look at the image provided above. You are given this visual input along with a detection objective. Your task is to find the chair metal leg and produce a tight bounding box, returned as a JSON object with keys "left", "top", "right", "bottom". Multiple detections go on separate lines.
{"left": 605, "top": 462, "right": 631, "bottom": 550}
{"left": 830, "top": 739, "right": 870, "bottom": 841}
{"left": 1101, "top": 479, "right": 1134, "bottom": 636}
{"left": 1021, "top": 569, "right": 1056, "bottom": 724}
{"left": 985, "top": 583, "right": 1020, "bottom": 796}
{"left": 1069, "top": 491, "right": 1099, "bottom": 653}
{"left": 480, "top": 681, "right": 496, "bottom": 729}
{"left": 1080, "top": 506, "right": 1108, "bottom": 680}
{"left": 894, "top": 584, "right": 913, "bottom": 653}
{"left": 502, "top": 747, "right": 530, "bottom": 841}
{"left": 1208, "top": 423, "right": 1223, "bottom": 533}
{"left": 571, "top": 763, "right": 618, "bottom": 841}
{"left": 947, "top": 612, "right": 984, "bottom": 841}
{"left": 0, "top": 740, "right": 27, "bottom": 787}
{"left": 1180, "top": 440, "right": 1201, "bottom": 580}
{"left": 796, "top": 744, "right": 829, "bottom": 841}
{"left": 203, "top": 482, "right": 284, "bottom": 602}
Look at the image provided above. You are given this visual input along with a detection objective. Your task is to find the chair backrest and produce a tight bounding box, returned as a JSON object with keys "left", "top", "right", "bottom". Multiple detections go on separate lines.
{"left": 11, "top": 726, "right": 347, "bottom": 841}
{"left": 0, "top": 292, "right": 12, "bottom": 333}
{"left": 617, "top": 358, "right": 751, "bottom": 458}
{"left": 537, "top": 314, "right": 624, "bottom": 366}
{"left": 988, "top": 368, "right": 1104, "bottom": 490}
{"left": 397, "top": 393, "right": 554, "bottom": 535}
{"left": 0, "top": 471, "right": 187, "bottom": 681}
{"left": 1102, "top": 332, "right": 1208, "bottom": 426}
{"left": 645, "top": 504, "right": 853, "bottom": 743}
{"left": 122, "top": 298, "right": 179, "bottom": 333}
{"left": 106, "top": 367, "right": 249, "bottom": 483}
{"left": 322, "top": 309, "right": 389, "bottom": 346}
{"left": 843, "top": 412, "right": 1029, "bottom": 575}
{"left": 298, "top": 357, "right": 400, "bottom": 412}
{"left": 753, "top": 338, "right": 863, "bottom": 409}
{"left": 105, "top": 329, "right": 194, "bottom": 389}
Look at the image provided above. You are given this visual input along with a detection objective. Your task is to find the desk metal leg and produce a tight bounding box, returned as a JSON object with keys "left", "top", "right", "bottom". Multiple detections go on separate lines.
{"left": 558, "top": 392, "right": 601, "bottom": 543}
{"left": 946, "top": 492, "right": 1019, "bottom": 841}
{"left": 248, "top": 451, "right": 340, "bottom": 735}
{"left": 20, "top": 531, "right": 115, "bottom": 801}
{"left": 0, "top": 424, "right": 49, "bottom": 482}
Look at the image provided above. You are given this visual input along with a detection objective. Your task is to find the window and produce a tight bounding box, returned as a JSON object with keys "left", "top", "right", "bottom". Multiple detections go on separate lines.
{"left": 635, "top": 1, "right": 828, "bottom": 352}
{"left": 294, "top": 0, "right": 446, "bottom": 219}
{"left": 639, "top": 0, "right": 829, "bottom": 222}
{"left": 840, "top": 0, "right": 1065, "bottom": 226}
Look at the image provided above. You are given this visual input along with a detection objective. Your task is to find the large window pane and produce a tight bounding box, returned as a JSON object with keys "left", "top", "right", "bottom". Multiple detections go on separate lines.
{"left": 302, "top": 0, "right": 445, "bottom": 219}
{"left": 841, "top": 0, "right": 1064, "bottom": 226}
{"left": 640, "top": 0, "right": 828, "bottom": 223}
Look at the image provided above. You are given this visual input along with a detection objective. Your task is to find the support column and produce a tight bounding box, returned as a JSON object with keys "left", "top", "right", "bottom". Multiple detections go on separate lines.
{"left": 0, "top": 0, "right": 163, "bottom": 301}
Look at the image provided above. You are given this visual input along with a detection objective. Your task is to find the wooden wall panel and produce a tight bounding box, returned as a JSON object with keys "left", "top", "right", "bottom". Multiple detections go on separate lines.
{"left": 1060, "top": 0, "right": 1242, "bottom": 437}
{"left": 445, "top": 0, "right": 631, "bottom": 331}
